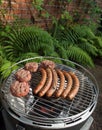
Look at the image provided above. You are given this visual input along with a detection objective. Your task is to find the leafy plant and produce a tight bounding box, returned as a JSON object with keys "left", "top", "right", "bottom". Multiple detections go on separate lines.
{"left": 72, "top": 25, "right": 102, "bottom": 57}
{"left": 73, "top": 25, "right": 95, "bottom": 39}
{"left": 66, "top": 45, "right": 94, "bottom": 67}
{"left": 1, "top": 23, "right": 102, "bottom": 80}
{"left": 77, "top": 38, "right": 98, "bottom": 56}
{"left": 52, "top": 24, "right": 102, "bottom": 67}
{"left": 2, "top": 25, "right": 98, "bottom": 68}
{"left": 2, "top": 26, "right": 55, "bottom": 61}
{"left": 0, "top": 59, "right": 19, "bottom": 79}
{"left": 92, "top": 36, "right": 102, "bottom": 57}
{"left": 32, "top": 0, "right": 44, "bottom": 11}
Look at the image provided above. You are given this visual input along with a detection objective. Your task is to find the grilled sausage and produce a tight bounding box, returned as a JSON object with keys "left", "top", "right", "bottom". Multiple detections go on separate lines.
{"left": 55, "top": 69, "right": 65, "bottom": 98}
{"left": 61, "top": 71, "right": 73, "bottom": 98}
{"left": 38, "top": 67, "right": 52, "bottom": 97}
{"left": 46, "top": 68, "right": 58, "bottom": 97}
{"left": 67, "top": 71, "right": 80, "bottom": 100}
{"left": 33, "top": 68, "right": 47, "bottom": 94}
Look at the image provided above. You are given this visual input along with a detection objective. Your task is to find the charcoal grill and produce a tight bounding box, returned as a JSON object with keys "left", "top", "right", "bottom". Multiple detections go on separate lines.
{"left": 0, "top": 56, "right": 99, "bottom": 130}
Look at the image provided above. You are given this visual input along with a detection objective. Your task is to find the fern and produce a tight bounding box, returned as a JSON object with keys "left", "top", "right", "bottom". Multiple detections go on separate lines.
{"left": 98, "top": 49, "right": 102, "bottom": 56}
{"left": 78, "top": 38, "right": 98, "bottom": 56}
{"left": 52, "top": 41, "right": 75, "bottom": 66}
{"left": 92, "top": 36, "right": 102, "bottom": 48}
{"left": 54, "top": 27, "right": 79, "bottom": 44}
{"left": 1, "top": 25, "right": 99, "bottom": 68}
{"left": 38, "top": 42, "right": 54, "bottom": 56}
{"left": 59, "top": 40, "right": 73, "bottom": 50}
{"left": 53, "top": 41, "right": 68, "bottom": 60}
{"left": 65, "top": 27, "right": 79, "bottom": 43}
{"left": 0, "top": 45, "right": 5, "bottom": 58}
{"left": 0, "top": 60, "right": 19, "bottom": 79}
{"left": 51, "top": 26, "right": 96, "bottom": 67}
{"left": 2, "top": 26, "right": 54, "bottom": 61}
{"left": 67, "top": 46, "right": 94, "bottom": 67}
{"left": 73, "top": 25, "right": 95, "bottom": 39}
{"left": 16, "top": 52, "right": 40, "bottom": 62}
{"left": 91, "top": 36, "right": 102, "bottom": 57}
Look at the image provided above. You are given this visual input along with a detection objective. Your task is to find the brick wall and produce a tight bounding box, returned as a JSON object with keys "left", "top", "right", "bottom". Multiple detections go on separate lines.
{"left": 0, "top": 0, "right": 102, "bottom": 29}
{"left": 97, "top": 0, "right": 102, "bottom": 8}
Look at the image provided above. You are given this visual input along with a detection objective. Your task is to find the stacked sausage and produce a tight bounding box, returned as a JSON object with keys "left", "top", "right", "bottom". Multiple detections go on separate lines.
{"left": 10, "top": 60, "right": 80, "bottom": 100}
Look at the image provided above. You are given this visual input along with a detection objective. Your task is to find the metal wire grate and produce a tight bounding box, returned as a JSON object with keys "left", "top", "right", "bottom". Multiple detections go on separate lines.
{"left": 1, "top": 64, "right": 97, "bottom": 121}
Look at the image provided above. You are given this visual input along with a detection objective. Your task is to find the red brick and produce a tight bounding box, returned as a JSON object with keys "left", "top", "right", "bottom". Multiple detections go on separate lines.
{"left": 0, "top": 0, "right": 101, "bottom": 28}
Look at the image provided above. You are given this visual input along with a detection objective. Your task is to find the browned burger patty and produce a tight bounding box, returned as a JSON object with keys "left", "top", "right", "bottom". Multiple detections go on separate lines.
{"left": 25, "top": 62, "right": 38, "bottom": 72}
{"left": 15, "top": 69, "right": 31, "bottom": 82}
{"left": 40, "top": 60, "right": 56, "bottom": 69}
{"left": 10, "top": 80, "right": 30, "bottom": 97}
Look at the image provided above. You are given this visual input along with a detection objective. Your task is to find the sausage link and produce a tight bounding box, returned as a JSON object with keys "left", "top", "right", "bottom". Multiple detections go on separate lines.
{"left": 33, "top": 68, "right": 47, "bottom": 94}
{"left": 61, "top": 71, "right": 73, "bottom": 98}
{"left": 55, "top": 69, "right": 65, "bottom": 98}
{"left": 46, "top": 68, "right": 58, "bottom": 97}
{"left": 38, "top": 67, "right": 52, "bottom": 97}
{"left": 68, "top": 71, "right": 80, "bottom": 100}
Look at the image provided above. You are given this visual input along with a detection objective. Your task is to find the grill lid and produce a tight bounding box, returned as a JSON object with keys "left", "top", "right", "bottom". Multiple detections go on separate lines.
{"left": 1, "top": 56, "right": 99, "bottom": 129}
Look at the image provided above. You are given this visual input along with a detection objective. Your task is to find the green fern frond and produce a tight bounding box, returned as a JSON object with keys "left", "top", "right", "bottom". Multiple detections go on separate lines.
{"left": 53, "top": 41, "right": 68, "bottom": 60}
{"left": 54, "top": 27, "right": 79, "bottom": 44}
{"left": 53, "top": 41, "right": 75, "bottom": 66}
{"left": 48, "top": 52, "right": 63, "bottom": 64}
{"left": 0, "top": 60, "right": 19, "bottom": 79}
{"left": 0, "top": 45, "right": 5, "bottom": 58}
{"left": 97, "top": 49, "right": 102, "bottom": 56}
{"left": 2, "top": 26, "right": 54, "bottom": 61}
{"left": 65, "top": 27, "right": 79, "bottom": 43}
{"left": 73, "top": 25, "right": 95, "bottom": 39}
{"left": 67, "top": 46, "right": 94, "bottom": 67}
{"left": 16, "top": 52, "right": 40, "bottom": 62}
{"left": 39, "top": 42, "right": 54, "bottom": 56}
{"left": 56, "top": 46, "right": 68, "bottom": 60}
{"left": 78, "top": 38, "right": 98, "bottom": 56}
{"left": 92, "top": 36, "right": 102, "bottom": 48}
{"left": 59, "top": 40, "right": 73, "bottom": 50}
